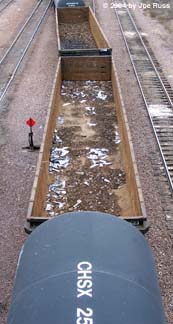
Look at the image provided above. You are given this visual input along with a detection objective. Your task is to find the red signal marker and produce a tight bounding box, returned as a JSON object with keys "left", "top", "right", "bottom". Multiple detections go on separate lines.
{"left": 26, "top": 118, "right": 36, "bottom": 128}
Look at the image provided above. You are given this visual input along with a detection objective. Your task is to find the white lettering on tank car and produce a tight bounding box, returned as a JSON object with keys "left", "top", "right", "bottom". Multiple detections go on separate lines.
{"left": 77, "top": 262, "right": 93, "bottom": 298}
{"left": 76, "top": 308, "right": 93, "bottom": 324}
{"left": 76, "top": 262, "right": 93, "bottom": 324}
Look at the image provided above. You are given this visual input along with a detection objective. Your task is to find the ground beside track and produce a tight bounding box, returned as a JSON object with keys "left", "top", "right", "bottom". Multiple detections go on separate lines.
{"left": 0, "top": 0, "right": 41, "bottom": 57}
{"left": 132, "top": 0, "right": 173, "bottom": 89}
{"left": 0, "top": 1, "right": 172, "bottom": 323}
{"left": 95, "top": 0, "right": 173, "bottom": 322}
{"left": 0, "top": 6, "right": 57, "bottom": 323}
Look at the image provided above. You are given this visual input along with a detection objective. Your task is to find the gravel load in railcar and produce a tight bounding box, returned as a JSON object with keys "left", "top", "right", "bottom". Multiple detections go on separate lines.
{"left": 55, "top": 6, "right": 111, "bottom": 56}
{"left": 59, "top": 22, "right": 97, "bottom": 49}
{"left": 46, "top": 80, "right": 129, "bottom": 217}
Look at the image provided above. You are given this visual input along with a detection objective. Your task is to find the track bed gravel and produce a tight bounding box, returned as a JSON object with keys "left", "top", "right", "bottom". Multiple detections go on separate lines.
{"left": 0, "top": 1, "right": 172, "bottom": 324}
{"left": 0, "top": 0, "right": 39, "bottom": 57}
{"left": 0, "top": 8, "right": 57, "bottom": 324}
{"left": 94, "top": 1, "right": 173, "bottom": 322}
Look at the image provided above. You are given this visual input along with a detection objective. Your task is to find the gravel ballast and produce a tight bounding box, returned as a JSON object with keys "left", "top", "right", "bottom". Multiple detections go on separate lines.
{"left": 0, "top": 7, "right": 57, "bottom": 324}
{"left": 0, "top": 0, "right": 41, "bottom": 57}
{"left": 0, "top": 1, "right": 172, "bottom": 323}
{"left": 94, "top": 0, "right": 173, "bottom": 322}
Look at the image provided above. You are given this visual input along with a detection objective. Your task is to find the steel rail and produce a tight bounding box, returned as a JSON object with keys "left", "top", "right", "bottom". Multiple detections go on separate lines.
{"left": 0, "top": 0, "right": 14, "bottom": 13}
{"left": 0, "top": 0, "right": 52, "bottom": 103}
{"left": 0, "top": 0, "right": 43, "bottom": 66}
{"left": 92, "top": 0, "right": 95, "bottom": 14}
{"left": 125, "top": 4, "right": 173, "bottom": 108}
{"left": 115, "top": 6, "right": 173, "bottom": 194}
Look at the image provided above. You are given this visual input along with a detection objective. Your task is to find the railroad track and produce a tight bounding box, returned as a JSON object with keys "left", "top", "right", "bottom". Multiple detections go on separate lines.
{"left": 0, "top": 0, "right": 52, "bottom": 104}
{"left": 115, "top": 3, "right": 173, "bottom": 198}
{"left": 0, "top": 0, "right": 14, "bottom": 14}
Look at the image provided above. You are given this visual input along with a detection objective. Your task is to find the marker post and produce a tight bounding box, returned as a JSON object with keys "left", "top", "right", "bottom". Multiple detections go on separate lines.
{"left": 23, "top": 118, "right": 40, "bottom": 151}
